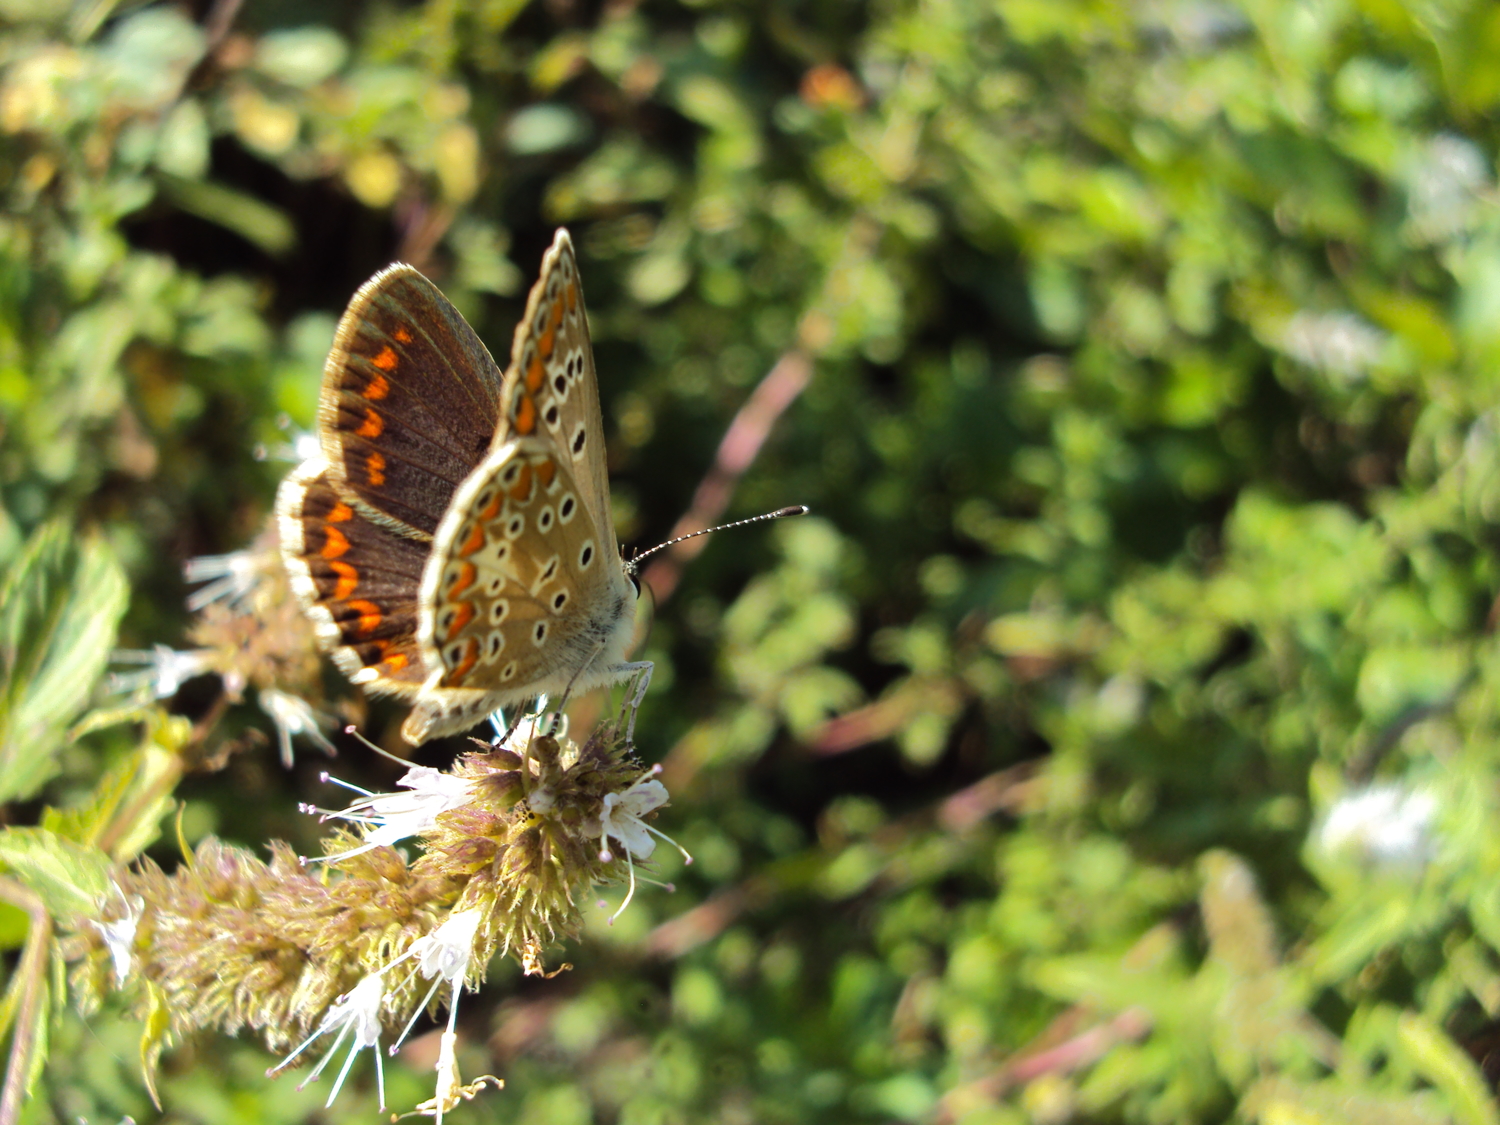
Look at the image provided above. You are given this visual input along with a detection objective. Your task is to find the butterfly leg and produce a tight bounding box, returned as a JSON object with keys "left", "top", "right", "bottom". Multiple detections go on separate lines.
{"left": 614, "top": 661, "right": 654, "bottom": 744}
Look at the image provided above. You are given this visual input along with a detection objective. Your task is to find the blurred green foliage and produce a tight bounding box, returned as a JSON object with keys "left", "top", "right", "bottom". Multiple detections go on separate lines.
{"left": 6, "top": 0, "right": 1500, "bottom": 1121}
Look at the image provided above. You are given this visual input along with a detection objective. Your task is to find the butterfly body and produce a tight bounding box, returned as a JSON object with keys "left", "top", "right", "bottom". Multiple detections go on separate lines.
{"left": 278, "top": 231, "right": 644, "bottom": 744}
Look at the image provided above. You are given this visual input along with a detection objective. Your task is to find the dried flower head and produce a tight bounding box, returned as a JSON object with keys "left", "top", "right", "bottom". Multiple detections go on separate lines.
{"left": 65, "top": 710, "right": 684, "bottom": 1115}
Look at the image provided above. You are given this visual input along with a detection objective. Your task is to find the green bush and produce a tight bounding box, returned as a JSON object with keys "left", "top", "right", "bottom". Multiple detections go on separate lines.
{"left": 3, "top": 0, "right": 1500, "bottom": 1122}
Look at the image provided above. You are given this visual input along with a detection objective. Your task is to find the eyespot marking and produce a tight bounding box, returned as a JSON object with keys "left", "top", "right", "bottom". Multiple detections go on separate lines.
{"left": 559, "top": 495, "right": 577, "bottom": 523}
{"left": 579, "top": 541, "right": 594, "bottom": 569}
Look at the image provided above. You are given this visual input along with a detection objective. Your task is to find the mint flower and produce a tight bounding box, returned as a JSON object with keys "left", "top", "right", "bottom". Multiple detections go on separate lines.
{"left": 306, "top": 763, "right": 475, "bottom": 861}
{"left": 66, "top": 711, "right": 680, "bottom": 1118}
{"left": 271, "top": 972, "right": 388, "bottom": 1109}
{"left": 94, "top": 889, "right": 144, "bottom": 986}
{"left": 259, "top": 689, "right": 336, "bottom": 766}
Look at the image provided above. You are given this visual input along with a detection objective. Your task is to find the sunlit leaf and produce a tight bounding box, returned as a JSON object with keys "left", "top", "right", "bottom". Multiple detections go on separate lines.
{"left": 0, "top": 522, "right": 127, "bottom": 805}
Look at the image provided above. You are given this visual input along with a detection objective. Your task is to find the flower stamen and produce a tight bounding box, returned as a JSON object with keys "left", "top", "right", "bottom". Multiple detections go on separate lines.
{"left": 269, "top": 972, "right": 387, "bottom": 1110}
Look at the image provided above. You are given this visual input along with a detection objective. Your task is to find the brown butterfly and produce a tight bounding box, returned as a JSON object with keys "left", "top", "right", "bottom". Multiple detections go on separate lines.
{"left": 276, "top": 230, "right": 648, "bottom": 744}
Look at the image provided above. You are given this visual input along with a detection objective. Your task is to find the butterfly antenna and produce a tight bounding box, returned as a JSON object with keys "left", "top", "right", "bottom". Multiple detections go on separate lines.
{"left": 628, "top": 506, "right": 809, "bottom": 572}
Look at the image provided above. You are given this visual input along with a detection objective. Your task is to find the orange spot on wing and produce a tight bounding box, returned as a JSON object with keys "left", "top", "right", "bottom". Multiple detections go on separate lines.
{"left": 328, "top": 501, "right": 354, "bottom": 523}
{"left": 367, "top": 452, "right": 386, "bottom": 486}
{"left": 444, "top": 600, "right": 475, "bottom": 639}
{"left": 366, "top": 373, "right": 390, "bottom": 400}
{"left": 538, "top": 302, "right": 561, "bottom": 359}
{"left": 447, "top": 638, "right": 479, "bottom": 684}
{"left": 320, "top": 527, "right": 350, "bottom": 558}
{"left": 394, "top": 326, "right": 413, "bottom": 344}
{"left": 385, "top": 651, "right": 409, "bottom": 672}
{"left": 330, "top": 560, "right": 358, "bottom": 600}
{"left": 508, "top": 463, "right": 533, "bottom": 501}
{"left": 449, "top": 561, "right": 477, "bottom": 597}
{"left": 348, "top": 599, "right": 382, "bottom": 633}
{"left": 513, "top": 394, "right": 537, "bottom": 435}
{"left": 565, "top": 281, "right": 578, "bottom": 312}
{"left": 535, "top": 457, "right": 557, "bottom": 488}
{"left": 356, "top": 409, "right": 384, "bottom": 438}
{"left": 458, "top": 522, "right": 486, "bottom": 557}
{"left": 372, "top": 346, "right": 399, "bottom": 371}
{"left": 479, "top": 491, "right": 503, "bottom": 520}
{"left": 527, "top": 354, "right": 545, "bottom": 392}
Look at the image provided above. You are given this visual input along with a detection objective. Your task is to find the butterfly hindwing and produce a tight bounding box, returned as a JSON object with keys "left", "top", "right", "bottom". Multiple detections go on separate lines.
{"left": 276, "top": 457, "right": 427, "bottom": 697}
{"left": 320, "top": 265, "right": 506, "bottom": 538}
{"left": 405, "top": 439, "right": 637, "bottom": 743}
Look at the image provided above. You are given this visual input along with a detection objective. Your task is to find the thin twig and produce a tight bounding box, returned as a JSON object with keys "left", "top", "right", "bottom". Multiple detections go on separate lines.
{"left": 200, "top": 0, "right": 246, "bottom": 55}
{"left": 0, "top": 877, "right": 50, "bottom": 1125}
{"left": 641, "top": 349, "right": 811, "bottom": 604}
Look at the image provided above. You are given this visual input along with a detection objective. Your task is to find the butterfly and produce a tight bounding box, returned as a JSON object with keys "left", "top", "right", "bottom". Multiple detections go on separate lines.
{"left": 276, "top": 229, "right": 649, "bottom": 745}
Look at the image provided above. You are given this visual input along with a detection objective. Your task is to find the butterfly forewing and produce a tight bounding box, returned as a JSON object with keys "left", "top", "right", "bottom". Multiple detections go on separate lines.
{"left": 320, "top": 266, "right": 506, "bottom": 538}
{"left": 498, "top": 231, "right": 620, "bottom": 569}
{"left": 276, "top": 457, "right": 427, "bottom": 697}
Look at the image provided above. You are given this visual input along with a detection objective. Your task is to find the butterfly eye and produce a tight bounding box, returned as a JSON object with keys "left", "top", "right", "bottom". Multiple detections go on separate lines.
{"left": 628, "top": 571, "right": 640, "bottom": 596}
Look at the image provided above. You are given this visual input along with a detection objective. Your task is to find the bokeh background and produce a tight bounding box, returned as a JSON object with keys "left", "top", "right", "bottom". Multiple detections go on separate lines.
{"left": 6, "top": 0, "right": 1500, "bottom": 1121}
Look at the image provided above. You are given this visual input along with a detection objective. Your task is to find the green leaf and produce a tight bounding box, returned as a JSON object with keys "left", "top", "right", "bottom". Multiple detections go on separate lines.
{"left": 45, "top": 709, "right": 185, "bottom": 861}
{"left": 0, "top": 827, "right": 114, "bottom": 922}
{"left": 0, "top": 522, "right": 128, "bottom": 805}
{"left": 155, "top": 174, "right": 297, "bottom": 256}
{"left": 1395, "top": 1011, "right": 1500, "bottom": 1125}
